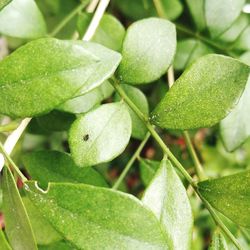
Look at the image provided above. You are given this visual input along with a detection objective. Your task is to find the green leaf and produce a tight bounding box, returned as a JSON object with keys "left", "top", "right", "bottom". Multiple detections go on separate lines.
{"left": 198, "top": 170, "right": 250, "bottom": 228}
{"left": 25, "top": 181, "right": 171, "bottom": 249}
{"left": 174, "top": 39, "right": 213, "bottom": 71}
{"left": 22, "top": 197, "right": 62, "bottom": 245}
{"left": 139, "top": 158, "right": 160, "bottom": 186}
{"left": 58, "top": 80, "right": 113, "bottom": 114}
{"left": 118, "top": 17, "right": 176, "bottom": 84}
{"left": 0, "top": 230, "right": 11, "bottom": 250}
{"left": 22, "top": 150, "right": 108, "bottom": 188}
{"left": 142, "top": 159, "right": 193, "bottom": 250}
{"left": 115, "top": 84, "right": 149, "bottom": 140}
{"left": 205, "top": 0, "right": 245, "bottom": 38}
{"left": 234, "top": 26, "right": 250, "bottom": 51}
{"left": 0, "top": 0, "right": 47, "bottom": 39}
{"left": 69, "top": 102, "right": 132, "bottom": 167}
{"left": 220, "top": 76, "right": 250, "bottom": 151}
{"left": 151, "top": 54, "right": 250, "bottom": 130}
{"left": 38, "top": 241, "right": 73, "bottom": 250}
{"left": 0, "top": 38, "right": 121, "bottom": 118}
{"left": 77, "top": 13, "right": 125, "bottom": 51}
{"left": 2, "top": 167, "right": 37, "bottom": 250}
{"left": 0, "top": 0, "right": 11, "bottom": 10}
{"left": 209, "top": 230, "right": 228, "bottom": 250}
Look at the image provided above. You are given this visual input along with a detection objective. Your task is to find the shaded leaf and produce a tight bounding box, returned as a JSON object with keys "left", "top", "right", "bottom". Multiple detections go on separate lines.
{"left": 198, "top": 170, "right": 250, "bottom": 228}
{"left": 2, "top": 167, "right": 37, "bottom": 250}
{"left": 151, "top": 54, "right": 250, "bottom": 129}
{"left": 38, "top": 240, "right": 73, "bottom": 250}
{"left": 25, "top": 181, "right": 171, "bottom": 249}
{"left": 142, "top": 159, "right": 193, "bottom": 250}
{"left": 0, "top": 38, "right": 121, "bottom": 117}
{"left": 69, "top": 102, "right": 132, "bottom": 167}
{"left": 0, "top": 230, "right": 11, "bottom": 250}
{"left": 22, "top": 150, "right": 108, "bottom": 188}
{"left": 118, "top": 17, "right": 176, "bottom": 84}
{"left": 0, "top": 0, "right": 46, "bottom": 39}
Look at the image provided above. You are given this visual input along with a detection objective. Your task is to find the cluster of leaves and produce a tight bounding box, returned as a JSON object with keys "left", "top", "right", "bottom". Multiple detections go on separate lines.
{"left": 0, "top": 0, "right": 250, "bottom": 249}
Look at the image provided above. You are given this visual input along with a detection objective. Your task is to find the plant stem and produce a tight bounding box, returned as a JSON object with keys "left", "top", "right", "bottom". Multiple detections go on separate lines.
{"left": 110, "top": 77, "right": 242, "bottom": 250}
{"left": 0, "top": 120, "right": 20, "bottom": 133}
{"left": 49, "top": 0, "right": 90, "bottom": 37}
{"left": 112, "top": 132, "right": 151, "bottom": 190}
{"left": 0, "top": 141, "right": 27, "bottom": 182}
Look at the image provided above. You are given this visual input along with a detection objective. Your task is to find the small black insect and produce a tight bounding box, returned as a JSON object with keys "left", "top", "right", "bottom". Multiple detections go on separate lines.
{"left": 83, "top": 134, "right": 89, "bottom": 141}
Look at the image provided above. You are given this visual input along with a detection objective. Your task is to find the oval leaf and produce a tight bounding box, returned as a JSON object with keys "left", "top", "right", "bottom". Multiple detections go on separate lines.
{"left": 22, "top": 150, "right": 108, "bottom": 189}
{"left": 117, "top": 17, "right": 176, "bottom": 84}
{"left": 2, "top": 167, "right": 37, "bottom": 250}
{"left": 151, "top": 54, "right": 250, "bottom": 130}
{"left": 0, "top": 0, "right": 47, "bottom": 39}
{"left": 25, "top": 181, "right": 171, "bottom": 249}
{"left": 0, "top": 38, "right": 121, "bottom": 117}
{"left": 198, "top": 170, "right": 250, "bottom": 228}
{"left": 69, "top": 102, "right": 132, "bottom": 167}
{"left": 142, "top": 159, "right": 193, "bottom": 250}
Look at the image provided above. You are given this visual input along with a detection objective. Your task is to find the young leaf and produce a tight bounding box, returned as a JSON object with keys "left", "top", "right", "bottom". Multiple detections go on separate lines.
{"left": 0, "top": 0, "right": 11, "bottom": 10}
{"left": 115, "top": 84, "right": 149, "bottom": 140}
{"left": 209, "top": 230, "right": 228, "bottom": 250}
{"left": 118, "top": 17, "right": 176, "bottom": 84}
{"left": 2, "top": 167, "right": 37, "bottom": 250}
{"left": 151, "top": 54, "right": 250, "bottom": 130}
{"left": 69, "top": 102, "right": 132, "bottom": 167}
{"left": 0, "top": 0, "right": 47, "bottom": 39}
{"left": 0, "top": 230, "right": 11, "bottom": 250}
{"left": 77, "top": 13, "right": 125, "bottom": 51}
{"left": 220, "top": 76, "right": 250, "bottom": 151}
{"left": 58, "top": 80, "right": 113, "bottom": 114}
{"left": 22, "top": 150, "right": 108, "bottom": 188}
{"left": 0, "top": 38, "right": 121, "bottom": 118}
{"left": 205, "top": 0, "right": 245, "bottom": 38}
{"left": 198, "top": 170, "right": 250, "bottom": 228}
{"left": 25, "top": 181, "right": 172, "bottom": 249}
{"left": 142, "top": 159, "right": 193, "bottom": 250}
{"left": 22, "top": 197, "right": 62, "bottom": 245}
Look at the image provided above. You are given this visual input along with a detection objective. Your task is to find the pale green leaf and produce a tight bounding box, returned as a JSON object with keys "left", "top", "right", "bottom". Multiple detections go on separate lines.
{"left": 118, "top": 17, "right": 176, "bottom": 84}
{"left": 25, "top": 181, "right": 171, "bottom": 249}
{"left": 0, "top": 0, "right": 47, "bottom": 39}
{"left": 115, "top": 84, "right": 149, "bottom": 140}
{"left": 2, "top": 167, "right": 37, "bottom": 250}
{"left": 69, "top": 102, "right": 132, "bottom": 167}
{"left": 151, "top": 54, "right": 250, "bottom": 130}
{"left": 22, "top": 150, "right": 108, "bottom": 188}
{"left": 209, "top": 230, "right": 228, "bottom": 250}
{"left": 0, "top": 230, "right": 11, "bottom": 250}
{"left": 205, "top": 0, "right": 245, "bottom": 38}
{"left": 0, "top": 38, "right": 121, "bottom": 117}
{"left": 198, "top": 170, "right": 250, "bottom": 228}
{"left": 234, "top": 26, "right": 250, "bottom": 51}
{"left": 142, "top": 159, "right": 193, "bottom": 250}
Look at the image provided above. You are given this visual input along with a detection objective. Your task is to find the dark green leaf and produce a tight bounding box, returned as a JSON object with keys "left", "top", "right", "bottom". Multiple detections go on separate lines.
{"left": 151, "top": 54, "right": 250, "bottom": 129}
{"left": 2, "top": 167, "right": 37, "bottom": 250}
{"left": 77, "top": 13, "right": 125, "bottom": 51}
{"left": 142, "top": 159, "right": 193, "bottom": 250}
{"left": 139, "top": 158, "right": 160, "bottom": 186}
{"left": 0, "top": 230, "right": 11, "bottom": 250}
{"left": 118, "top": 17, "right": 176, "bottom": 84}
{"left": 209, "top": 230, "right": 228, "bottom": 250}
{"left": 25, "top": 181, "right": 172, "bottom": 249}
{"left": 0, "top": 0, "right": 47, "bottom": 39}
{"left": 115, "top": 84, "right": 149, "bottom": 140}
{"left": 198, "top": 170, "right": 250, "bottom": 228}
{"left": 0, "top": 0, "right": 12, "bottom": 10}
{"left": 205, "top": 0, "right": 245, "bottom": 37}
{"left": 69, "top": 102, "right": 132, "bottom": 167}
{"left": 0, "top": 38, "right": 121, "bottom": 117}
{"left": 22, "top": 150, "right": 108, "bottom": 188}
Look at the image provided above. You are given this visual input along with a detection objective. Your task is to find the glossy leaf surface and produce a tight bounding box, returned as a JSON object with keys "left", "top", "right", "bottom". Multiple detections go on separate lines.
{"left": 142, "top": 159, "right": 193, "bottom": 250}
{"left": 118, "top": 18, "right": 176, "bottom": 84}
{"left": 0, "top": 38, "right": 121, "bottom": 117}
{"left": 69, "top": 102, "right": 132, "bottom": 167}
{"left": 198, "top": 170, "right": 250, "bottom": 228}
{"left": 25, "top": 181, "right": 171, "bottom": 249}
{"left": 151, "top": 54, "right": 250, "bottom": 129}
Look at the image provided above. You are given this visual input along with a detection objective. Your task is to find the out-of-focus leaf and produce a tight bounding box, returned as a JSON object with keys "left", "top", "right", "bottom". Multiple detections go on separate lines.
{"left": 208, "top": 230, "right": 228, "bottom": 250}
{"left": 0, "top": 230, "right": 11, "bottom": 250}
{"left": 0, "top": 0, "right": 12, "bottom": 10}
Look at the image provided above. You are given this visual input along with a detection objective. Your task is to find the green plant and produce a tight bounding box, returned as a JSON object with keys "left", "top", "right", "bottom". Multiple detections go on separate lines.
{"left": 0, "top": 0, "right": 250, "bottom": 249}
